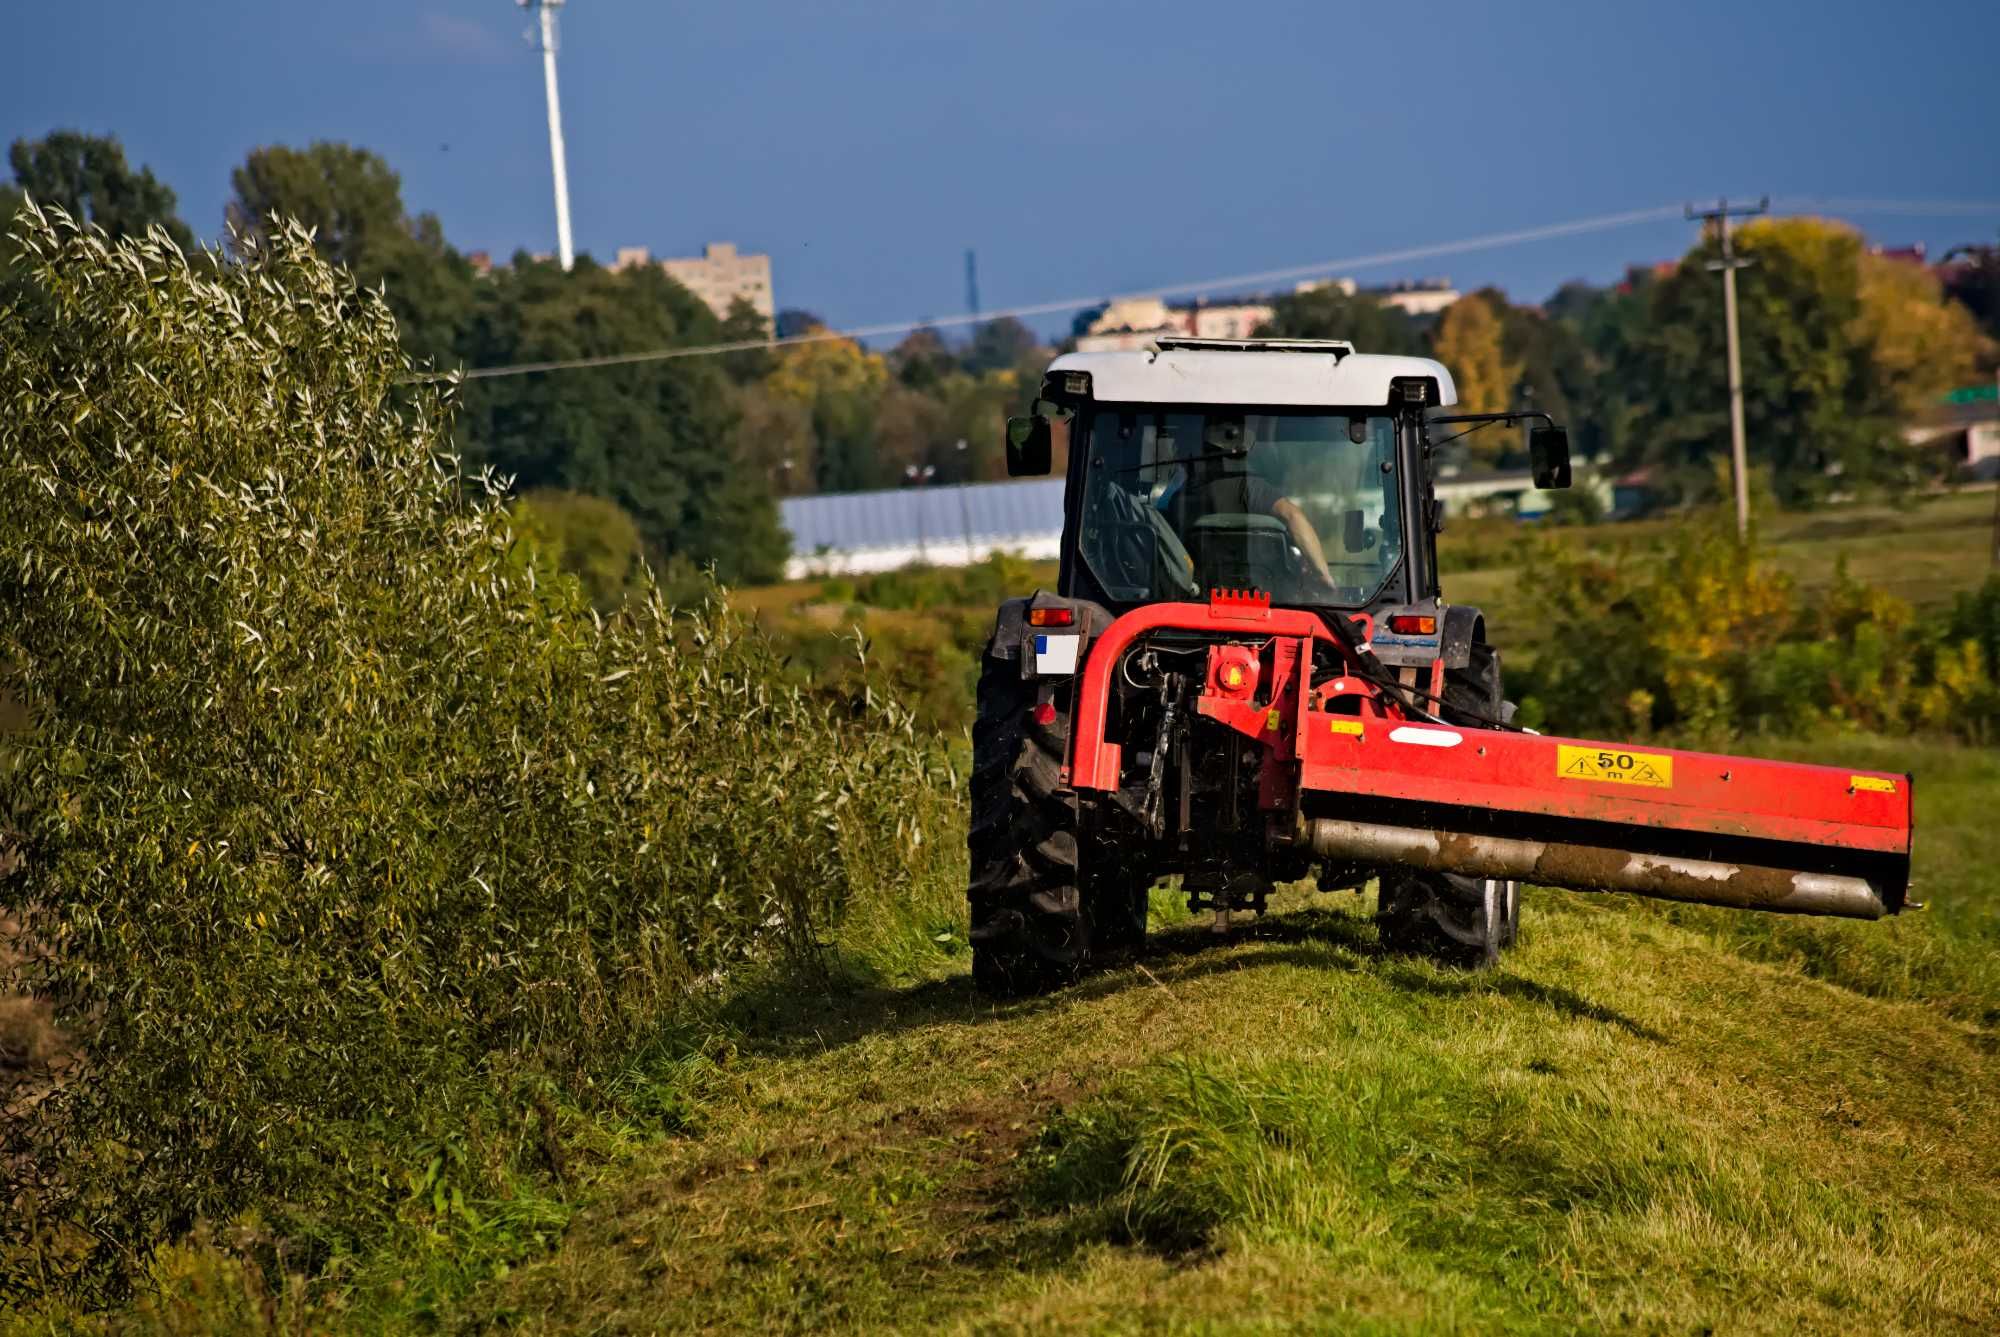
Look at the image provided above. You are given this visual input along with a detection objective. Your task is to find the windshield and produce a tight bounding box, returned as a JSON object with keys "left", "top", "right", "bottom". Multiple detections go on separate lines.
{"left": 1076, "top": 407, "right": 1403, "bottom": 607}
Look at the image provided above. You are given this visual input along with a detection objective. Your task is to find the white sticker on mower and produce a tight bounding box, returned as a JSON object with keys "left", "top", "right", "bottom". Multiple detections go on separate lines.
{"left": 1033, "top": 633, "right": 1079, "bottom": 675}
{"left": 1388, "top": 725, "right": 1462, "bottom": 748}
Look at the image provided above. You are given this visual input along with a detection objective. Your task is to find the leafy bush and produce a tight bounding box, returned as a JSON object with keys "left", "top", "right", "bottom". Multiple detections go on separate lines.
{"left": 743, "top": 554, "right": 1046, "bottom": 735}
{"left": 507, "top": 488, "right": 649, "bottom": 612}
{"left": 839, "top": 552, "right": 1040, "bottom": 613}
{"left": 0, "top": 206, "right": 960, "bottom": 1297}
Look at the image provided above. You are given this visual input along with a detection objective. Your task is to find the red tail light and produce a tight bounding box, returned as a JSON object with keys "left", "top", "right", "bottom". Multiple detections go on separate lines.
{"left": 1387, "top": 614, "right": 1437, "bottom": 635}
{"left": 1028, "top": 607, "right": 1075, "bottom": 628}
{"left": 1031, "top": 702, "right": 1058, "bottom": 726}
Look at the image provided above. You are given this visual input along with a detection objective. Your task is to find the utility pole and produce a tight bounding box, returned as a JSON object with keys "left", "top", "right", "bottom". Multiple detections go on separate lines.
{"left": 965, "top": 250, "right": 981, "bottom": 317}
{"left": 1686, "top": 197, "right": 1768, "bottom": 541}
{"left": 521, "top": 0, "right": 574, "bottom": 271}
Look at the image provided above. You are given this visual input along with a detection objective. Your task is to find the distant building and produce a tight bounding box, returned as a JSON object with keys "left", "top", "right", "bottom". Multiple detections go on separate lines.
{"left": 1073, "top": 275, "right": 1460, "bottom": 351}
{"left": 1904, "top": 381, "right": 2000, "bottom": 480}
{"left": 1293, "top": 277, "right": 1360, "bottom": 298}
{"left": 1868, "top": 241, "right": 1929, "bottom": 266}
{"left": 1431, "top": 459, "right": 1616, "bottom": 520}
{"left": 780, "top": 479, "right": 1065, "bottom": 578}
{"left": 1365, "top": 278, "right": 1460, "bottom": 317}
{"left": 615, "top": 242, "right": 775, "bottom": 325}
{"left": 1075, "top": 294, "right": 1278, "bottom": 352}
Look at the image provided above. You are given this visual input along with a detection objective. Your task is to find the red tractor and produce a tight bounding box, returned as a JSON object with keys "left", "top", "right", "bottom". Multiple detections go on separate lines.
{"left": 970, "top": 338, "right": 1912, "bottom": 995}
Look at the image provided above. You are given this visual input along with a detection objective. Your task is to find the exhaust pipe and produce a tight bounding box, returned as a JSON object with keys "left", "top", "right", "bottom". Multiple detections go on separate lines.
{"left": 1302, "top": 817, "right": 1887, "bottom": 920}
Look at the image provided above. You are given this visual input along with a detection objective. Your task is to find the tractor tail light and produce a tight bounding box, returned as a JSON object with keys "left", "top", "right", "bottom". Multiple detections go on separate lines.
{"left": 1031, "top": 702, "right": 1059, "bottom": 726}
{"left": 1028, "top": 608, "right": 1075, "bottom": 627}
{"left": 1388, "top": 614, "right": 1437, "bottom": 635}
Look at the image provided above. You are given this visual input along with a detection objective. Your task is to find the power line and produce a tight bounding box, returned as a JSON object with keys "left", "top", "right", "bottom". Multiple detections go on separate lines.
{"left": 1776, "top": 197, "right": 2000, "bottom": 218}
{"left": 420, "top": 196, "right": 2000, "bottom": 384}
{"left": 426, "top": 203, "right": 1691, "bottom": 382}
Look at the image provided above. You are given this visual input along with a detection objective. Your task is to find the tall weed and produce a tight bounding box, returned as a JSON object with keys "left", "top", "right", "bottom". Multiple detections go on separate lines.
{"left": 0, "top": 205, "right": 959, "bottom": 1297}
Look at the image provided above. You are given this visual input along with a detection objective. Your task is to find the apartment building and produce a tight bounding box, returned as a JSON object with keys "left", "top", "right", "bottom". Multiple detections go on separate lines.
{"left": 614, "top": 241, "right": 775, "bottom": 324}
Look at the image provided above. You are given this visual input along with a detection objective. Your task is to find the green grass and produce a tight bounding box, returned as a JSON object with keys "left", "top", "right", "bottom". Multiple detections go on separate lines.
{"left": 162, "top": 732, "right": 1983, "bottom": 1334}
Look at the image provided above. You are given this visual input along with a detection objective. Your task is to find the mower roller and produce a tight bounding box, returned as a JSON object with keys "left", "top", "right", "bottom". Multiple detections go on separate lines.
{"left": 969, "top": 338, "right": 1912, "bottom": 994}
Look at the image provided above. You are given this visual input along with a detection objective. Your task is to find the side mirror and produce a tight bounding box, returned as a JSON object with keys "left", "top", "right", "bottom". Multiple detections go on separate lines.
{"left": 1005, "top": 414, "right": 1053, "bottom": 477}
{"left": 1530, "top": 425, "right": 1572, "bottom": 490}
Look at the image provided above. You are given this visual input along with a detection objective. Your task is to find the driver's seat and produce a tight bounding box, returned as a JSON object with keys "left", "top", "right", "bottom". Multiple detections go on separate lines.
{"left": 1185, "top": 512, "right": 1293, "bottom": 594}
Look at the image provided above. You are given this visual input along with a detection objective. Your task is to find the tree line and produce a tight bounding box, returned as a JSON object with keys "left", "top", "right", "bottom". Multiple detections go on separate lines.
{"left": 6, "top": 130, "right": 1997, "bottom": 587}
{"left": 1, "top": 133, "right": 1050, "bottom": 588}
{"left": 1254, "top": 225, "right": 1998, "bottom": 505}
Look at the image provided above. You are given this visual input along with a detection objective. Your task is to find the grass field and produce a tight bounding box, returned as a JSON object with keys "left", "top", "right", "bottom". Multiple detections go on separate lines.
{"left": 280, "top": 733, "right": 1996, "bottom": 1334}
{"left": 390, "top": 494, "right": 1996, "bottom": 1333}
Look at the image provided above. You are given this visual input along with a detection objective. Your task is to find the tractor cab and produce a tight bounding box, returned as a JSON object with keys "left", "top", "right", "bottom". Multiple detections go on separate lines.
{"left": 1006, "top": 337, "right": 1569, "bottom": 625}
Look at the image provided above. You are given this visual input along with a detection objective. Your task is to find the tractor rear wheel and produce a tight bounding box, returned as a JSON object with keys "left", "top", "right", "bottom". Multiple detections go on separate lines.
{"left": 1085, "top": 865, "right": 1151, "bottom": 956}
{"left": 968, "top": 653, "right": 1089, "bottom": 997}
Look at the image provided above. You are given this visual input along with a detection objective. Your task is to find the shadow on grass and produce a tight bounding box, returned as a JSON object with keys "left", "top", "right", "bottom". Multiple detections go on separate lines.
{"left": 1380, "top": 963, "right": 1667, "bottom": 1041}
{"left": 720, "top": 903, "right": 1660, "bottom": 1057}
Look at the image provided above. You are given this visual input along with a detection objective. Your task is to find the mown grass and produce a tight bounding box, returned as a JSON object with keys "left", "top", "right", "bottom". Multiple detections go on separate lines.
{"left": 148, "top": 730, "right": 1980, "bottom": 1334}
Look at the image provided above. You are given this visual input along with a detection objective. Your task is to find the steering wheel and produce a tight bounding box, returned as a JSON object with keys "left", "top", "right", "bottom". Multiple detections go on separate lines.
{"left": 1289, "top": 545, "right": 1360, "bottom": 604}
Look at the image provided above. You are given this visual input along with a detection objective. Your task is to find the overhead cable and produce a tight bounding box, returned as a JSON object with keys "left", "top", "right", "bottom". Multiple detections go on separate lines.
{"left": 419, "top": 197, "right": 2000, "bottom": 383}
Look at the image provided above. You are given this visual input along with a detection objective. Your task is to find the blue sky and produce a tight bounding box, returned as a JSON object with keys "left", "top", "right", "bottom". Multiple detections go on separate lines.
{"left": 9, "top": 1, "right": 1998, "bottom": 339}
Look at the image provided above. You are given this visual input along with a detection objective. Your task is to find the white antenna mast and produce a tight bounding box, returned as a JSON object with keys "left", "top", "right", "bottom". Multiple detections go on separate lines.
{"left": 520, "top": 0, "right": 574, "bottom": 270}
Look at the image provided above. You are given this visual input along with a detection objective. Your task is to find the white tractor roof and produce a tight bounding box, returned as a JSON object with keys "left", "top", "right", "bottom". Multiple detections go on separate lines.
{"left": 1048, "top": 339, "right": 1457, "bottom": 409}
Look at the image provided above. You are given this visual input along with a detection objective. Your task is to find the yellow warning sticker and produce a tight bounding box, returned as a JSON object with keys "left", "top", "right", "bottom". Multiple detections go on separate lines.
{"left": 1850, "top": 775, "right": 1897, "bottom": 794}
{"left": 1557, "top": 744, "right": 1674, "bottom": 789}
{"left": 1328, "top": 718, "right": 1365, "bottom": 737}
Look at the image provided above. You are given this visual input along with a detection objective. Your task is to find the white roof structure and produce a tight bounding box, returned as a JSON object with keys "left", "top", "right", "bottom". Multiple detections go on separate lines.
{"left": 781, "top": 479, "right": 1065, "bottom": 578}
{"left": 1048, "top": 340, "right": 1458, "bottom": 409}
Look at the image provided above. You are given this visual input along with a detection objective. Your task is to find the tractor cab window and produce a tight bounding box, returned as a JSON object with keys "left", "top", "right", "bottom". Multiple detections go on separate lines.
{"left": 1076, "top": 407, "right": 1402, "bottom": 607}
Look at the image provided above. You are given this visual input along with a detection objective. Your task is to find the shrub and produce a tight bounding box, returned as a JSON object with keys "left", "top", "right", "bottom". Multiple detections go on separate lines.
{"left": 841, "top": 552, "right": 1040, "bottom": 613}
{"left": 1516, "top": 513, "right": 2000, "bottom": 744}
{"left": 507, "top": 488, "right": 648, "bottom": 612}
{"left": 0, "top": 206, "right": 960, "bottom": 1297}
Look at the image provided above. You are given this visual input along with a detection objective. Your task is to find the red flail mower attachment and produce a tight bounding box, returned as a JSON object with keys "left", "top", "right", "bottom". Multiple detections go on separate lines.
{"left": 1069, "top": 598, "right": 1912, "bottom": 920}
